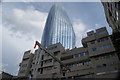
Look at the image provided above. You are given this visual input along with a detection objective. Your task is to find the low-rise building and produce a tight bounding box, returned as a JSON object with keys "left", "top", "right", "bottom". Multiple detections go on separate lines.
{"left": 18, "top": 50, "right": 34, "bottom": 78}
{"left": 0, "top": 71, "right": 13, "bottom": 79}
{"left": 101, "top": 1, "right": 120, "bottom": 32}
{"left": 101, "top": 1, "right": 120, "bottom": 60}
{"left": 18, "top": 27, "right": 120, "bottom": 79}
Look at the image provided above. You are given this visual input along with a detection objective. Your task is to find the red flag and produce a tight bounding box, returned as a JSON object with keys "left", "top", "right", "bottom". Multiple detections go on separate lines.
{"left": 34, "top": 43, "right": 37, "bottom": 48}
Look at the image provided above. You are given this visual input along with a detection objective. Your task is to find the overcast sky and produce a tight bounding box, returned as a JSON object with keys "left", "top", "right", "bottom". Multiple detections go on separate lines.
{"left": 1, "top": 1, "right": 112, "bottom": 75}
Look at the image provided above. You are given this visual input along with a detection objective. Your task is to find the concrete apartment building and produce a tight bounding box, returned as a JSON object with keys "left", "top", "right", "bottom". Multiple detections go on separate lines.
{"left": 18, "top": 50, "right": 34, "bottom": 78}
{"left": 0, "top": 71, "right": 13, "bottom": 79}
{"left": 101, "top": 1, "right": 120, "bottom": 61}
{"left": 81, "top": 27, "right": 119, "bottom": 78}
{"left": 101, "top": 1, "right": 120, "bottom": 32}
{"left": 18, "top": 27, "right": 120, "bottom": 79}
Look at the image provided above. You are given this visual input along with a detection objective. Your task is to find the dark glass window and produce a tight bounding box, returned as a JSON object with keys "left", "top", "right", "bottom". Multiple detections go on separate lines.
{"left": 61, "top": 55, "right": 73, "bottom": 61}
{"left": 44, "top": 59, "right": 52, "bottom": 64}
{"left": 99, "top": 44, "right": 112, "bottom": 50}
{"left": 44, "top": 67, "right": 53, "bottom": 70}
{"left": 48, "top": 46, "right": 57, "bottom": 50}
{"left": 85, "top": 51, "right": 89, "bottom": 56}
{"left": 98, "top": 31, "right": 106, "bottom": 35}
{"left": 80, "top": 53, "right": 84, "bottom": 57}
{"left": 96, "top": 65, "right": 104, "bottom": 68}
{"left": 92, "top": 48, "right": 97, "bottom": 51}
{"left": 38, "top": 68, "right": 40, "bottom": 72}
{"left": 22, "top": 64, "right": 27, "bottom": 67}
{"left": 23, "top": 58, "right": 29, "bottom": 61}
{"left": 97, "top": 37, "right": 108, "bottom": 42}
{"left": 74, "top": 54, "right": 79, "bottom": 58}
{"left": 20, "top": 70, "right": 25, "bottom": 73}
{"left": 74, "top": 51, "right": 89, "bottom": 58}
{"left": 54, "top": 51, "right": 60, "bottom": 56}
{"left": 90, "top": 40, "right": 95, "bottom": 44}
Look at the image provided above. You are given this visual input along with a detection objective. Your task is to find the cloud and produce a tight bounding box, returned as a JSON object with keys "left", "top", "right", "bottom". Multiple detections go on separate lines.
{"left": 73, "top": 19, "right": 87, "bottom": 47}
{"left": 3, "top": 6, "right": 48, "bottom": 41}
{"left": 95, "top": 23, "right": 103, "bottom": 29}
{"left": 2, "top": 5, "right": 48, "bottom": 75}
{"left": 2, "top": 26, "right": 37, "bottom": 75}
{"left": 0, "top": 63, "right": 8, "bottom": 72}
{"left": 2, "top": 5, "right": 92, "bottom": 48}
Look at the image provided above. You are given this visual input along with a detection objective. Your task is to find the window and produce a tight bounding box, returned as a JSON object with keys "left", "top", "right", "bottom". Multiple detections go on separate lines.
{"left": 61, "top": 55, "right": 73, "bottom": 61}
{"left": 88, "top": 33, "right": 93, "bottom": 36}
{"left": 48, "top": 46, "right": 57, "bottom": 50}
{"left": 74, "top": 51, "right": 89, "bottom": 58}
{"left": 62, "top": 52, "right": 69, "bottom": 54}
{"left": 44, "top": 67, "right": 53, "bottom": 71}
{"left": 95, "top": 57, "right": 99, "bottom": 60}
{"left": 80, "top": 52, "right": 84, "bottom": 57}
{"left": 108, "top": 9, "right": 112, "bottom": 16}
{"left": 53, "top": 65, "right": 58, "bottom": 69}
{"left": 98, "top": 31, "right": 106, "bottom": 35}
{"left": 99, "top": 44, "right": 112, "bottom": 50}
{"left": 107, "top": 3, "right": 109, "bottom": 7}
{"left": 22, "top": 64, "right": 27, "bottom": 67}
{"left": 106, "top": 62, "right": 114, "bottom": 66}
{"left": 84, "top": 61, "right": 91, "bottom": 65}
{"left": 96, "top": 54, "right": 115, "bottom": 61}
{"left": 54, "top": 59, "right": 57, "bottom": 62}
{"left": 44, "top": 59, "right": 52, "bottom": 64}
{"left": 74, "top": 54, "right": 79, "bottom": 58}
{"left": 38, "top": 68, "right": 40, "bottom": 72}
{"left": 77, "top": 62, "right": 83, "bottom": 66}
{"left": 20, "top": 70, "right": 25, "bottom": 73}
{"left": 96, "top": 70, "right": 119, "bottom": 76}
{"left": 92, "top": 48, "right": 97, "bottom": 51}
{"left": 65, "top": 60, "right": 91, "bottom": 68}
{"left": 85, "top": 51, "right": 89, "bottom": 56}
{"left": 97, "top": 37, "right": 108, "bottom": 42}
{"left": 23, "top": 58, "right": 29, "bottom": 61}
{"left": 116, "top": 11, "right": 119, "bottom": 20}
{"left": 96, "top": 62, "right": 119, "bottom": 68}
{"left": 37, "top": 54, "right": 40, "bottom": 60}
{"left": 96, "top": 65, "right": 104, "bottom": 68}
{"left": 54, "top": 51, "right": 60, "bottom": 56}
{"left": 40, "top": 69, "right": 43, "bottom": 74}
{"left": 62, "top": 72, "right": 66, "bottom": 76}
{"left": 77, "top": 60, "right": 91, "bottom": 66}
{"left": 103, "top": 64, "right": 106, "bottom": 66}
{"left": 110, "top": 70, "right": 119, "bottom": 73}
{"left": 90, "top": 40, "right": 95, "bottom": 44}
{"left": 45, "top": 53, "right": 50, "bottom": 57}
{"left": 106, "top": 62, "right": 120, "bottom": 66}
{"left": 66, "top": 64, "right": 73, "bottom": 68}
{"left": 96, "top": 71, "right": 107, "bottom": 75}
{"left": 75, "top": 74, "right": 94, "bottom": 78}
{"left": 105, "top": 55, "right": 111, "bottom": 58}
{"left": 109, "top": 54, "right": 115, "bottom": 58}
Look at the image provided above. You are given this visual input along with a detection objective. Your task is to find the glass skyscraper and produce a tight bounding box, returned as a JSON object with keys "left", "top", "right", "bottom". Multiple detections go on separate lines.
{"left": 41, "top": 5, "right": 75, "bottom": 49}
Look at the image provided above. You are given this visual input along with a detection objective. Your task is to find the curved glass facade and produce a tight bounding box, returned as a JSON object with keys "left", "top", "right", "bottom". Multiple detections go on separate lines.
{"left": 41, "top": 5, "right": 75, "bottom": 49}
